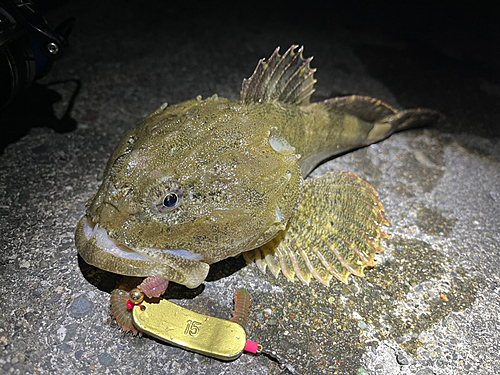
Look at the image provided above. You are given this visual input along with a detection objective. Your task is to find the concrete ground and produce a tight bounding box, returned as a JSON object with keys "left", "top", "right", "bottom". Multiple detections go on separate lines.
{"left": 1, "top": 1, "right": 499, "bottom": 374}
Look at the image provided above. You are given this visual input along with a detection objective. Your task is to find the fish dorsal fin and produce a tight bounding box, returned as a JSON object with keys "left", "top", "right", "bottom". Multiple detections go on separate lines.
{"left": 244, "top": 172, "right": 388, "bottom": 286}
{"left": 240, "top": 45, "right": 317, "bottom": 105}
{"left": 323, "top": 95, "right": 398, "bottom": 123}
{"left": 323, "top": 95, "right": 443, "bottom": 131}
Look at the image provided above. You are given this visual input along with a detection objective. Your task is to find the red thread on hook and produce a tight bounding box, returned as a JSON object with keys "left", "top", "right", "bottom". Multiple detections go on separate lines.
{"left": 126, "top": 300, "right": 144, "bottom": 310}
{"left": 244, "top": 340, "right": 259, "bottom": 354}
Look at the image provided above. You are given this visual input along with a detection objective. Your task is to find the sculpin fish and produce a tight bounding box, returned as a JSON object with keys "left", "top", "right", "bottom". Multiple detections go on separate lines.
{"left": 75, "top": 45, "right": 440, "bottom": 291}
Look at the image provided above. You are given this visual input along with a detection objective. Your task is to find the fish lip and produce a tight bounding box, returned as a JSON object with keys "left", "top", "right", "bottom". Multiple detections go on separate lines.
{"left": 80, "top": 216, "right": 152, "bottom": 262}
{"left": 78, "top": 215, "right": 204, "bottom": 262}
{"left": 75, "top": 215, "right": 210, "bottom": 289}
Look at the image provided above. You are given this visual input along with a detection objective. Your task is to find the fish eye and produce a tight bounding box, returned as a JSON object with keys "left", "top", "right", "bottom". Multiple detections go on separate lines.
{"left": 163, "top": 193, "right": 178, "bottom": 208}
{"left": 151, "top": 181, "right": 184, "bottom": 214}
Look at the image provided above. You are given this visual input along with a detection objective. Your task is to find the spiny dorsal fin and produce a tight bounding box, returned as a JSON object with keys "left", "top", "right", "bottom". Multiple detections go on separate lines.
{"left": 240, "top": 45, "right": 317, "bottom": 105}
{"left": 244, "top": 172, "right": 388, "bottom": 286}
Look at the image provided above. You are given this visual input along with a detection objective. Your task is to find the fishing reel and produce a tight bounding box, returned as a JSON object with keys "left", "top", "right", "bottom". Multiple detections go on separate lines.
{"left": 0, "top": 0, "right": 73, "bottom": 108}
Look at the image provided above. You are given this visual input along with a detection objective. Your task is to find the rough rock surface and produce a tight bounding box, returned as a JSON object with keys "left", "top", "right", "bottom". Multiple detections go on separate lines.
{"left": 1, "top": 1, "right": 498, "bottom": 374}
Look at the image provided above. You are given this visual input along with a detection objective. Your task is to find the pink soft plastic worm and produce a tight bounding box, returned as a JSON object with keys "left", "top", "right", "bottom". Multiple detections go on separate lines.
{"left": 137, "top": 276, "right": 169, "bottom": 298}
{"left": 110, "top": 276, "right": 169, "bottom": 335}
{"left": 230, "top": 288, "right": 251, "bottom": 330}
{"left": 110, "top": 277, "right": 144, "bottom": 336}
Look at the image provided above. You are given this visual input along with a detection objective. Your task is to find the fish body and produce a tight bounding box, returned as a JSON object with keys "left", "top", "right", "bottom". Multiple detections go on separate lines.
{"left": 75, "top": 46, "right": 440, "bottom": 289}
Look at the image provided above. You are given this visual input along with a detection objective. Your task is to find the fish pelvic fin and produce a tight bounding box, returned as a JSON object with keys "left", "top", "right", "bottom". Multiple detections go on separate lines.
{"left": 323, "top": 95, "right": 443, "bottom": 144}
{"left": 244, "top": 172, "right": 388, "bottom": 286}
{"left": 240, "top": 45, "right": 317, "bottom": 106}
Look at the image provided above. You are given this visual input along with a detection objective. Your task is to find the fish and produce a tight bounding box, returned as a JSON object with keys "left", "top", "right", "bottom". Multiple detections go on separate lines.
{"left": 75, "top": 45, "right": 441, "bottom": 294}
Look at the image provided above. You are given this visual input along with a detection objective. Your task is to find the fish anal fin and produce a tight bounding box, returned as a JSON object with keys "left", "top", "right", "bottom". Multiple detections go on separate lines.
{"left": 240, "top": 45, "right": 317, "bottom": 106}
{"left": 247, "top": 172, "right": 388, "bottom": 287}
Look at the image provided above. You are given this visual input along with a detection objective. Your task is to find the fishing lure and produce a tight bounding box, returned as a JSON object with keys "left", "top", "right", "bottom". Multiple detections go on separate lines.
{"left": 230, "top": 288, "right": 252, "bottom": 331}
{"left": 110, "top": 277, "right": 257, "bottom": 360}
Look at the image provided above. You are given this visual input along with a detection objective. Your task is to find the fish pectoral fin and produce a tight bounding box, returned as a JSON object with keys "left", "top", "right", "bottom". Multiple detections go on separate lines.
{"left": 245, "top": 172, "right": 388, "bottom": 286}
{"left": 240, "top": 45, "right": 317, "bottom": 106}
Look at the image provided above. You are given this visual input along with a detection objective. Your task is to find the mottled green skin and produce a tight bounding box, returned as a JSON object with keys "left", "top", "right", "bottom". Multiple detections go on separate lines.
{"left": 75, "top": 93, "right": 402, "bottom": 288}
{"left": 99, "top": 96, "right": 303, "bottom": 255}
{"left": 277, "top": 100, "right": 394, "bottom": 176}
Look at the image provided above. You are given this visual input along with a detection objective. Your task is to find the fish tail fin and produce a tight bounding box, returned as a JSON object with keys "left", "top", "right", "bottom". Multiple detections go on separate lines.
{"left": 244, "top": 172, "right": 388, "bottom": 286}
{"left": 323, "top": 95, "right": 443, "bottom": 144}
{"left": 387, "top": 108, "right": 444, "bottom": 132}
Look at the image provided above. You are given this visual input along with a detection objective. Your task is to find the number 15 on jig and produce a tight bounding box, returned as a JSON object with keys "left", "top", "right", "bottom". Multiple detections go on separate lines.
{"left": 132, "top": 298, "right": 260, "bottom": 360}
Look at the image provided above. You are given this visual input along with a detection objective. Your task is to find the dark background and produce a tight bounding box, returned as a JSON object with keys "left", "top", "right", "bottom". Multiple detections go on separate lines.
{"left": 1, "top": 2, "right": 499, "bottom": 373}
{"left": 1, "top": 0, "right": 499, "bottom": 154}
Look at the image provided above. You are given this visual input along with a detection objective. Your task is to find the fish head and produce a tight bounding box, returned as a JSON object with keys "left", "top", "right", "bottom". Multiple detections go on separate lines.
{"left": 75, "top": 98, "right": 302, "bottom": 288}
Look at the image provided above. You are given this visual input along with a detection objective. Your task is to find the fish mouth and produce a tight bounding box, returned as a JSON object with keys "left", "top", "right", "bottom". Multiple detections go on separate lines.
{"left": 80, "top": 216, "right": 151, "bottom": 262}
{"left": 79, "top": 216, "right": 203, "bottom": 262}
{"left": 75, "top": 215, "right": 209, "bottom": 288}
